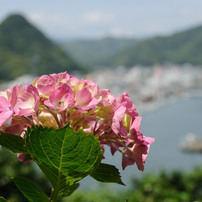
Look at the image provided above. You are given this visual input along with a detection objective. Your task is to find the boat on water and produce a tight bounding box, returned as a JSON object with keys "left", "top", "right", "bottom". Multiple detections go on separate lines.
{"left": 179, "top": 133, "right": 202, "bottom": 153}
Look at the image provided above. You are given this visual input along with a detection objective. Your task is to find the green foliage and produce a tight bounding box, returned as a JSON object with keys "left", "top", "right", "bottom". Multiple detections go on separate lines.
{"left": 90, "top": 163, "right": 124, "bottom": 185}
{"left": 25, "top": 124, "right": 103, "bottom": 200}
{"left": 126, "top": 168, "right": 202, "bottom": 202}
{"left": 0, "top": 14, "right": 82, "bottom": 81}
{"left": 66, "top": 167, "right": 202, "bottom": 202}
{"left": 106, "top": 25, "right": 202, "bottom": 67}
{"left": 0, "top": 133, "right": 27, "bottom": 153}
{"left": 0, "top": 197, "right": 8, "bottom": 202}
{"left": 13, "top": 177, "right": 49, "bottom": 202}
{"left": 0, "top": 124, "right": 125, "bottom": 201}
{"left": 0, "top": 149, "right": 50, "bottom": 202}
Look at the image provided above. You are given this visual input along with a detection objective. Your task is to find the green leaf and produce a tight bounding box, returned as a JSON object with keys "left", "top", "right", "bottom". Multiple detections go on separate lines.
{"left": 39, "top": 164, "right": 79, "bottom": 200}
{"left": 90, "top": 163, "right": 125, "bottom": 185}
{"left": 0, "top": 132, "right": 27, "bottom": 153}
{"left": 0, "top": 196, "right": 8, "bottom": 202}
{"left": 58, "top": 182, "right": 80, "bottom": 199}
{"left": 13, "top": 177, "right": 49, "bottom": 202}
{"left": 25, "top": 124, "right": 102, "bottom": 199}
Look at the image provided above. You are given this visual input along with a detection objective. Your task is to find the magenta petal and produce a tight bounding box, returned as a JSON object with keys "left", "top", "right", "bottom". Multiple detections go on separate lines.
{"left": 0, "top": 96, "right": 9, "bottom": 108}
{"left": 47, "top": 83, "right": 74, "bottom": 111}
{"left": 27, "top": 84, "right": 39, "bottom": 96}
{"left": 87, "top": 97, "right": 100, "bottom": 107}
{"left": 17, "top": 108, "right": 34, "bottom": 117}
{"left": 122, "top": 150, "right": 135, "bottom": 170}
{"left": 143, "top": 136, "right": 155, "bottom": 144}
{"left": 132, "top": 144, "right": 149, "bottom": 171}
{"left": 112, "top": 104, "right": 126, "bottom": 135}
{"left": 49, "top": 84, "right": 70, "bottom": 105}
{"left": 17, "top": 153, "right": 31, "bottom": 164}
{"left": 75, "top": 88, "right": 92, "bottom": 107}
{"left": 0, "top": 110, "right": 13, "bottom": 126}
{"left": 10, "top": 85, "right": 19, "bottom": 109}
{"left": 130, "top": 116, "right": 144, "bottom": 143}
{"left": 110, "top": 145, "right": 118, "bottom": 156}
{"left": 120, "top": 92, "right": 138, "bottom": 117}
{"left": 34, "top": 75, "right": 54, "bottom": 96}
{"left": 49, "top": 90, "right": 60, "bottom": 106}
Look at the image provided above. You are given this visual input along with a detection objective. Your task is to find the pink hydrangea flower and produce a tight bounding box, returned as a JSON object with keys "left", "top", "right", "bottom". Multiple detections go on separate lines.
{"left": 14, "top": 85, "right": 39, "bottom": 117}
{"left": 122, "top": 140, "right": 154, "bottom": 171}
{"left": 111, "top": 104, "right": 127, "bottom": 136}
{"left": 75, "top": 87, "right": 100, "bottom": 112}
{"left": 120, "top": 92, "right": 138, "bottom": 117}
{"left": 32, "top": 75, "right": 55, "bottom": 97}
{"left": 0, "top": 71, "right": 154, "bottom": 171}
{"left": 5, "top": 119, "right": 28, "bottom": 135}
{"left": 0, "top": 85, "right": 18, "bottom": 127}
{"left": 130, "top": 116, "right": 154, "bottom": 145}
{"left": 44, "top": 83, "right": 75, "bottom": 111}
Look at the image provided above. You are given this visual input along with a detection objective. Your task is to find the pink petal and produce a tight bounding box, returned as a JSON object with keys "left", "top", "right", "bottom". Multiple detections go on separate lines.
{"left": 130, "top": 116, "right": 144, "bottom": 143}
{"left": 27, "top": 84, "right": 39, "bottom": 97}
{"left": 33, "top": 75, "right": 54, "bottom": 96}
{"left": 75, "top": 88, "right": 92, "bottom": 107}
{"left": 130, "top": 117, "right": 155, "bottom": 146}
{"left": 132, "top": 144, "right": 149, "bottom": 171}
{"left": 9, "top": 85, "right": 19, "bottom": 109}
{"left": 120, "top": 92, "right": 138, "bottom": 117}
{"left": 110, "top": 146, "right": 117, "bottom": 156}
{"left": 0, "top": 96, "right": 9, "bottom": 108}
{"left": 14, "top": 85, "right": 39, "bottom": 117}
{"left": 0, "top": 110, "right": 13, "bottom": 127}
{"left": 5, "top": 119, "right": 25, "bottom": 135}
{"left": 143, "top": 136, "right": 155, "bottom": 144}
{"left": 17, "top": 153, "right": 31, "bottom": 164}
{"left": 122, "top": 149, "right": 135, "bottom": 170}
{"left": 45, "top": 83, "right": 74, "bottom": 111}
{"left": 50, "top": 83, "right": 72, "bottom": 103}
{"left": 112, "top": 104, "right": 126, "bottom": 135}
{"left": 16, "top": 108, "right": 34, "bottom": 117}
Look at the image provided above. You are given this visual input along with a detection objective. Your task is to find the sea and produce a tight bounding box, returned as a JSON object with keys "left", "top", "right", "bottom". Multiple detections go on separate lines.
{"left": 79, "top": 94, "right": 202, "bottom": 190}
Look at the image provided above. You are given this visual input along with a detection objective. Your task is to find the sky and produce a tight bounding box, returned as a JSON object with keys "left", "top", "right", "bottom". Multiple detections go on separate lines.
{"left": 0, "top": 0, "right": 202, "bottom": 40}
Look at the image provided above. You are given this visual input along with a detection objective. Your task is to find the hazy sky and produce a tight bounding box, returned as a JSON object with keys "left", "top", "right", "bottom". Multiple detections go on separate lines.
{"left": 0, "top": 0, "right": 202, "bottom": 40}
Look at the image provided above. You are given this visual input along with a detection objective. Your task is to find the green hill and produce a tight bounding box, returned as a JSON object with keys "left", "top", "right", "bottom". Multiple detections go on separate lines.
{"left": 59, "top": 37, "right": 136, "bottom": 66}
{"left": 0, "top": 14, "right": 82, "bottom": 81}
{"left": 105, "top": 25, "right": 202, "bottom": 67}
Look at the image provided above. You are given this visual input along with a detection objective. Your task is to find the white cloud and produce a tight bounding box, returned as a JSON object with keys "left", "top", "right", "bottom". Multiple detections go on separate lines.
{"left": 26, "top": 12, "right": 81, "bottom": 39}
{"left": 106, "top": 28, "right": 135, "bottom": 37}
{"left": 27, "top": 12, "right": 71, "bottom": 27}
{"left": 83, "top": 11, "right": 113, "bottom": 23}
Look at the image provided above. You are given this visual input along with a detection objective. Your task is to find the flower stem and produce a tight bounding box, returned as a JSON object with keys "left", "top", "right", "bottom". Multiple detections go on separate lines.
{"left": 49, "top": 188, "right": 54, "bottom": 202}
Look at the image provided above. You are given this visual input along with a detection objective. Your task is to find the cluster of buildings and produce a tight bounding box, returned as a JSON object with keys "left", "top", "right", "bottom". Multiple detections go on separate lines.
{"left": 85, "top": 64, "right": 202, "bottom": 113}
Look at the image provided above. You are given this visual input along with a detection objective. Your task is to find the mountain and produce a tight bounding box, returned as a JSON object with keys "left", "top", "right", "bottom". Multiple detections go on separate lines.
{"left": 0, "top": 14, "right": 82, "bottom": 81}
{"left": 59, "top": 37, "right": 137, "bottom": 66}
{"left": 105, "top": 25, "right": 202, "bottom": 67}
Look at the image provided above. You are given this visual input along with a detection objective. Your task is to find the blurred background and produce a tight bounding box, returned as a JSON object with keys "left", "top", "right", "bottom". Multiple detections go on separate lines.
{"left": 0, "top": 0, "right": 202, "bottom": 201}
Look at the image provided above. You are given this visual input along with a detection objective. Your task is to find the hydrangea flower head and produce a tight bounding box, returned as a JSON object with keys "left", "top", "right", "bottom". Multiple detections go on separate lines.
{"left": 0, "top": 72, "right": 154, "bottom": 171}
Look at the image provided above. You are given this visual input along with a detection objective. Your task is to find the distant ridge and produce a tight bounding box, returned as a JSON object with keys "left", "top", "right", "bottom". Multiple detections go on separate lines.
{"left": 0, "top": 14, "right": 82, "bottom": 81}
{"left": 60, "top": 37, "right": 137, "bottom": 66}
{"left": 104, "top": 24, "right": 202, "bottom": 67}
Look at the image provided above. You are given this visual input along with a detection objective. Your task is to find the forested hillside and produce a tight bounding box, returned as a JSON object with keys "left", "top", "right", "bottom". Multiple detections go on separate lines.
{"left": 60, "top": 37, "right": 136, "bottom": 66}
{"left": 106, "top": 24, "right": 202, "bottom": 67}
{"left": 0, "top": 14, "right": 82, "bottom": 81}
